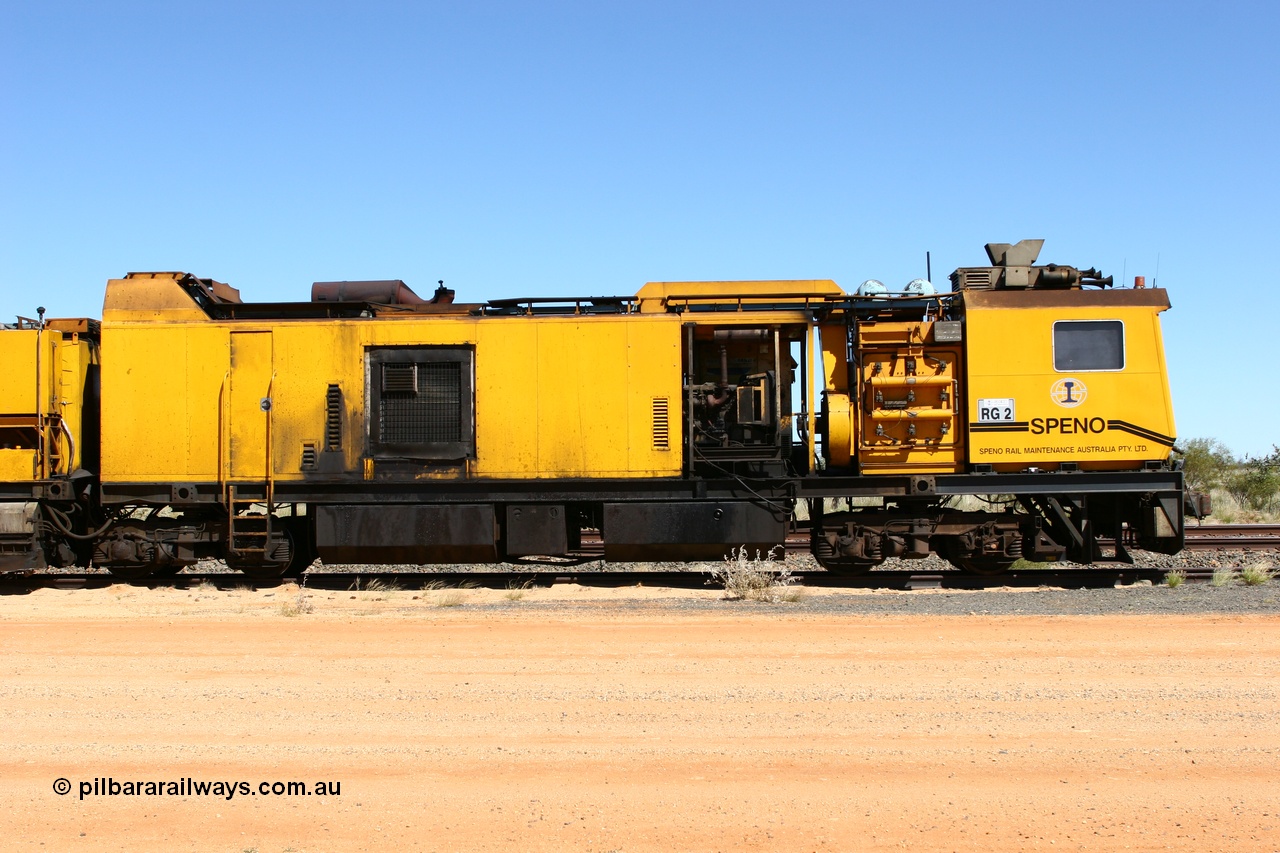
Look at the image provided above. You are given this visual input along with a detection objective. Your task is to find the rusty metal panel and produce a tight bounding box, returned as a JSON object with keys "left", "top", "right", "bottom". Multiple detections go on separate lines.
{"left": 312, "top": 280, "right": 424, "bottom": 304}
{"left": 962, "top": 289, "right": 1170, "bottom": 310}
{"left": 314, "top": 503, "right": 497, "bottom": 564}
{"left": 602, "top": 501, "right": 784, "bottom": 562}
{"left": 0, "top": 501, "right": 42, "bottom": 572}
{"left": 504, "top": 504, "right": 568, "bottom": 557}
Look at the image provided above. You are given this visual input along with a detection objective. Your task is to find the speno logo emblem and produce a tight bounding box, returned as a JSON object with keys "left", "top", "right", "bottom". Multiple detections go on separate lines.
{"left": 1050, "top": 378, "right": 1087, "bottom": 408}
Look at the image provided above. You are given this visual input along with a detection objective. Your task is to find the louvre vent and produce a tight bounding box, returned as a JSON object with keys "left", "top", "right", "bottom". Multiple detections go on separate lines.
{"left": 651, "top": 397, "right": 670, "bottom": 450}
{"left": 963, "top": 270, "right": 993, "bottom": 289}
{"left": 380, "top": 362, "right": 462, "bottom": 444}
{"left": 382, "top": 363, "right": 417, "bottom": 393}
{"left": 324, "top": 384, "right": 343, "bottom": 451}
{"left": 301, "top": 442, "right": 318, "bottom": 469}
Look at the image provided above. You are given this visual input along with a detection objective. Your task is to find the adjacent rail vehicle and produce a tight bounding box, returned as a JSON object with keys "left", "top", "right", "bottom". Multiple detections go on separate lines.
{"left": 0, "top": 240, "right": 1191, "bottom": 578}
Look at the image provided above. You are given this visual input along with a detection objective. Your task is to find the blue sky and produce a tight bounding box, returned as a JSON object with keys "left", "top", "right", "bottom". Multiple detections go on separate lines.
{"left": 3, "top": 1, "right": 1277, "bottom": 456}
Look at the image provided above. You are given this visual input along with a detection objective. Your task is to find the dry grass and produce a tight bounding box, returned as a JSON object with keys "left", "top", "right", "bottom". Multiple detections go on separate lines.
{"left": 435, "top": 590, "right": 466, "bottom": 607}
{"left": 279, "top": 575, "right": 314, "bottom": 617}
{"left": 419, "top": 579, "right": 474, "bottom": 606}
{"left": 503, "top": 579, "right": 533, "bottom": 601}
{"left": 278, "top": 601, "right": 308, "bottom": 617}
{"left": 1241, "top": 562, "right": 1274, "bottom": 586}
{"left": 1164, "top": 569, "right": 1187, "bottom": 588}
{"left": 1210, "top": 567, "right": 1236, "bottom": 587}
{"left": 1201, "top": 489, "right": 1280, "bottom": 525}
{"left": 778, "top": 586, "right": 809, "bottom": 603}
{"left": 708, "top": 546, "right": 800, "bottom": 603}
{"left": 352, "top": 577, "right": 401, "bottom": 601}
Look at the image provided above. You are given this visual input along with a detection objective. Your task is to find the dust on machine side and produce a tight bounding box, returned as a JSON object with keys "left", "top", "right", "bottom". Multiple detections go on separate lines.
{"left": 0, "top": 240, "right": 1201, "bottom": 579}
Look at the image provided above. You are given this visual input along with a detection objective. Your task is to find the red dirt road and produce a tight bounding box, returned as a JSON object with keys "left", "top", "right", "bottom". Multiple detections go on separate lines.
{"left": 2, "top": 585, "right": 1279, "bottom": 851}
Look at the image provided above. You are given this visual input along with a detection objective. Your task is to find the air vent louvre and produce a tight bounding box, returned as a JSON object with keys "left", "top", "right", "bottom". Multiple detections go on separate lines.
{"left": 325, "top": 384, "right": 343, "bottom": 451}
{"left": 652, "top": 397, "right": 670, "bottom": 450}
{"left": 381, "top": 363, "right": 417, "bottom": 393}
{"left": 964, "top": 270, "right": 993, "bottom": 288}
{"left": 301, "top": 442, "right": 318, "bottom": 469}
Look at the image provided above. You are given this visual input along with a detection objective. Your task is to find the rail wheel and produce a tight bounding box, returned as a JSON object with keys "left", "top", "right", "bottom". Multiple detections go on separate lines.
{"left": 233, "top": 561, "right": 291, "bottom": 581}
{"left": 947, "top": 556, "right": 1016, "bottom": 575}
{"left": 104, "top": 564, "right": 158, "bottom": 581}
{"left": 149, "top": 564, "right": 189, "bottom": 578}
{"left": 811, "top": 552, "right": 879, "bottom": 576}
{"left": 226, "top": 523, "right": 310, "bottom": 580}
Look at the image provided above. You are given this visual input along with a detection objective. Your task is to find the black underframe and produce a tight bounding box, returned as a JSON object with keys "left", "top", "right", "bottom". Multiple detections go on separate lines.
{"left": 89, "top": 471, "right": 1182, "bottom": 507}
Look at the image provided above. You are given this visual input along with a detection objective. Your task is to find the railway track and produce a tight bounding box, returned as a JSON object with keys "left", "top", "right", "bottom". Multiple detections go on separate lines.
{"left": 1183, "top": 524, "right": 1280, "bottom": 550}
{"left": 6, "top": 566, "right": 1195, "bottom": 593}
{"left": 3, "top": 526, "right": 1272, "bottom": 595}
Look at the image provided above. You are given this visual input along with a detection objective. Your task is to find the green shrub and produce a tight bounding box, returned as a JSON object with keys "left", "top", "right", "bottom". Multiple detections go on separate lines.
{"left": 1180, "top": 438, "right": 1235, "bottom": 492}
{"left": 1222, "top": 445, "right": 1280, "bottom": 512}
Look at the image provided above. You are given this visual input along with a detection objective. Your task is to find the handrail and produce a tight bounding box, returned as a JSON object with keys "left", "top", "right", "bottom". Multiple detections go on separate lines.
{"left": 265, "top": 372, "right": 276, "bottom": 509}
{"left": 55, "top": 416, "right": 75, "bottom": 474}
{"left": 806, "top": 318, "right": 817, "bottom": 473}
{"left": 34, "top": 317, "right": 44, "bottom": 478}
{"left": 217, "top": 371, "right": 229, "bottom": 508}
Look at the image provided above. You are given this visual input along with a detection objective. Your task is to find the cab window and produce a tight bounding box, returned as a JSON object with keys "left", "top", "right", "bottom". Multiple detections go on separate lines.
{"left": 1053, "top": 320, "right": 1124, "bottom": 371}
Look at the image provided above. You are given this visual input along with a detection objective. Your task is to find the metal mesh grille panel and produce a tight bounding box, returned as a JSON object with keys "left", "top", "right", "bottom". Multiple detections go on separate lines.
{"left": 379, "top": 362, "right": 462, "bottom": 444}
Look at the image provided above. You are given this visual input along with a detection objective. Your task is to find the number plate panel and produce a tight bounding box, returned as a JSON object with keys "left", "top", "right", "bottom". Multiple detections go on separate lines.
{"left": 976, "top": 398, "right": 1016, "bottom": 423}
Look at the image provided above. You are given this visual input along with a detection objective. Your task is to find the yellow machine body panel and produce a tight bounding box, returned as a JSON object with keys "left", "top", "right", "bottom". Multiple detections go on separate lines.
{"left": 228, "top": 331, "right": 274, "bottom": 480}
{"left": 855, "top": 321, "right": 964, "bottom": 474}
{"left": 0, "top": 322, "right": 97, "bottom": 480}
{"left": 0, "top": 450, "right": 37, "bottom": 483}
{"left": 101, "top": 273, "right": 683, "bottom": 484}
{"left": 964, "top": 289, "right": 1175, "bottom": 471}
{"left": 817, "top": 319, "right": 964, "bottom": 474}
{"left": 99, "top": 322, "right": 228, "bottom": 481}
{"left": 819, "top": 322, "right": 853, "bottom": 468}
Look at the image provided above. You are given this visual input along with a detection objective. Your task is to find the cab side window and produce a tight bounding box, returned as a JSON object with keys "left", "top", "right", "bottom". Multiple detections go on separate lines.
{"left": 1053, "top": 320, "right": 1124, "bottom": 371}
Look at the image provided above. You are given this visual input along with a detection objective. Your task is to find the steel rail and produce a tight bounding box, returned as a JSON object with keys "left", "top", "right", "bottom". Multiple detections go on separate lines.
{"left": 2, "top": 566, "right": 1214, "bottom": 593}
